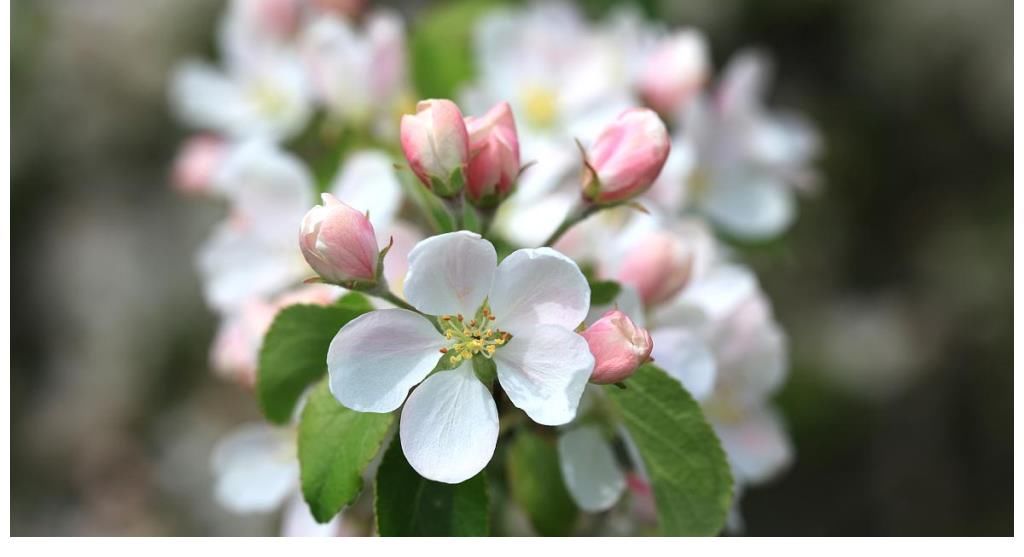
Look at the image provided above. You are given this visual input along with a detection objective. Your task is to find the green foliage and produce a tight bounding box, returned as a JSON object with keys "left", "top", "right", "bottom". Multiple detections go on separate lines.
{"left": 589, "top": 279, "right": 622, "bottom": 306}
{"left": 375, "top": 437, "right": 490, "bottom": 536}
{"left": 298, "top": 381, "right": 395, "bottom": 523}
{"left": 606, "top": 364, "right": 733, "bottom": 536}
{"left": 410, "top": 0, "right": 503, "bottom": 99}
{"left": 257, "top": 293, "right": 374, "bottom": 424}
{"left": 507, "top": 430, "right": 579, "bottom": 536}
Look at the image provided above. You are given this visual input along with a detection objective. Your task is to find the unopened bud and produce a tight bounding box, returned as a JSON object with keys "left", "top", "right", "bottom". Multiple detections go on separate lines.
{"left": 400, "top": 99, "right": 469, "bottom": 197}
{"left": 464, "top": 101, "right": 520, "bottom": 207}
{"left": 583, "top": 108, "right": 671, "bottom": 204}
{"left": 638, "top": 30, "right": 709, "bottom": 117}
{"left": 299, "top": 193, "right": 379, "bottom": 284}
{"left": 583, "top": 310, "right": 654, "bottom": 384}
{"left": 616, "top": 231, "right": 694, "bottom": 306}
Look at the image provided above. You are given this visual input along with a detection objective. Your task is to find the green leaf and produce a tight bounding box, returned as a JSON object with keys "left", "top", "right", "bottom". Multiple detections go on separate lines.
{"left": 257, "top": 292, "right": 374, "bottom": 424}
{"left": 507, "top": 430, "right": 579, "bottom": 536}
{"left": 409, "top": 0, "right": 502, "bottom": 99}
{"left": 589, "top": 279, "right": 622, "bottom": 306}
{"left": 606, "top": 364, "right": 733, "bottom": 536}
{"left": 375, "top": 437, "right": 489, "bottom": 536}
{"left": 298, "top": 381, "right": 395, "bottom": 523}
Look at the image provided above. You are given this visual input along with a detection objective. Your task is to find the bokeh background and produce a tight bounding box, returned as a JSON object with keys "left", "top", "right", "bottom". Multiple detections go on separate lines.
{"left": 10, "top": 0, "right": 1012, "bottom": 536}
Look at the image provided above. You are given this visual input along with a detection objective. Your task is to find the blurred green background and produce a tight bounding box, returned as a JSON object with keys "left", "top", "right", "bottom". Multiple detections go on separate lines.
{"left": 11, "top": 0, "right": 1011, "bottom": 535}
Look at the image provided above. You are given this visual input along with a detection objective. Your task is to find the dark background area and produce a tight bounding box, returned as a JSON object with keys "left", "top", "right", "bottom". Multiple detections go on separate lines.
{"left": 11, "top": 0, "right": 1012, "bottom": 535}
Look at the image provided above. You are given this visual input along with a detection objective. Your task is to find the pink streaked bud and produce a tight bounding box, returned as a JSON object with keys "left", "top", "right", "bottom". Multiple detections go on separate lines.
{"left": 464, "top": 101, "right": 520, "bottom": 206}
{"left": 400, "top": 99, "right": 470, "bottom": 197}
{"left": 638, "top": 30, "right": 709, "bottom": 117}
{"left": 299, "top": 193, "right": 379, "bottom": 284}
{"left": 172, "top": 135, "right": 227, "bottom": 195}
{"left": 583, "top": 310, "right": 654, "bottom": 384}
{"left": 616, "top": 231, "right": 694, "bottom": 306}
{"left": 311, "top": 0, "right": 367, "bottom": 18}
{"left": 584, "top": 108, "right": 671, "bottom": 204}
{"left": 239, "top": 0, "right": 302, "bottom": 39}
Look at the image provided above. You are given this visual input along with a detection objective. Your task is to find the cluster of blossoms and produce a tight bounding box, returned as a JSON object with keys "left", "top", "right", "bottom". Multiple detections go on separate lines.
{"left": 170, "top": 0, "right": 819, "bottom": 536}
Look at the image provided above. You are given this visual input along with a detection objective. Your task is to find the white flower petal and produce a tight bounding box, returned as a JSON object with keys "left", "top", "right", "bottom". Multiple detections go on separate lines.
{"left": 489, "top": 248, "right": 590, "bottom": 335}
{"left": 649, "top": 327, "right": 717, "bottom": 401}
{"left": 170, "top": 60, "right": 248, "bottom": 136}
{"left": 329, "top": 150, "right": 402, "bottom": 232}
{"left": 403, "top": 231, "right": 497, "bottom": 316}
{"left": 400, "top": 365, "right": 499, "bottom": 484}
{"left": 703, "top": 176, "right": 795, "bottom": 240}
{"left": 558, "top": 426, "right": 626, "bottom": 512}
{"left": 328, "top": 309, "right": 444, "bottom": 413}
{"left": 280, "top": 493, "right": 341, "bottom": 537}
{"left": 213, "top": 140, "right": 316, "bottom": 241}
{"left": 494, "top": 325, "right": 593, "bottom": 425}
{"left": 714, "top": 406, "right": 793, "bottom": 485}
{"left": 197, "top": 222, "right": 308, "bottom": 312}
{"left": 679, "top": 264, "right": 758, "bottom": 324}
{"left": 211, "top": 423, "right": 297, "bottom": 513}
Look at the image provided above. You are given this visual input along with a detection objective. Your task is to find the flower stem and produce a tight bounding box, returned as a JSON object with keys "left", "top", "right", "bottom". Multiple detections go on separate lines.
{"left": 442, "top": 195, "right": 465, "bottom": 230}
{"left": 364, "top": 282, "right": 418, "bottom": 313}
{"left": 542, "top": 200, "right": 600, "bottom": 247}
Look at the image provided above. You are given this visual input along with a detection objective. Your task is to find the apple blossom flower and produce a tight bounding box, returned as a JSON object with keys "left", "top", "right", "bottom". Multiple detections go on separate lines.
{"left": 198, "top": 143, "right": 407, "bottom": 312}
{"left": 301, "top": 10, "right": 409, "bottom": 130}
{"left": 299, "top": 194, "right": 380, "bottom": 285}
{"left": 582, "top": 310, "right": 653, "bottom": 384}
{"left": 327, "top": 231, "right": 594, "bottom": 483}
{"left": 464, "top": 101, "right": 521, "bottom": 207}
{"left": 637, "top": 29, "right": 710, "bottom": 118}
{"left": 197, "top": 140, "right": 317, "bottom": 313}
{"left": 463, "top": 2, "right": 652, "bottom": 245}
{"left": 652, "top": 50, "right": 822, "bottom": 240}
{"left": 649, "top": 263, "right": 793, "bottom": 504}
{"left": 170, "top": 51, "right": 311, "bottom": 141}
{"left": 400, "top": 99, "right": 470, "bottom": 197}
{"left": 584, "top": 108, "right": 671, "bottom": 204}
{"left": 171, "top": 134, "right": 228, "bottom": 195}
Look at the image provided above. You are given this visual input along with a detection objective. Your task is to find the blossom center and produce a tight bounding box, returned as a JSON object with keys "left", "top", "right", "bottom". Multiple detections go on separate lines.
{"left": 521, "top": 85, "right": 558, "bottom": 129}
{"left": 438, "top": 305, "right": 510, "bottom": 365}
{"left": 250, "top": 81, "right": 288, "bottom": 117}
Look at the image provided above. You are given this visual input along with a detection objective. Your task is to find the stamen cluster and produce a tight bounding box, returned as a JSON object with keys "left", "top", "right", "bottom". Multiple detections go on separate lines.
{"left": 438, "top": 307, "right": 510, "bottom": 364}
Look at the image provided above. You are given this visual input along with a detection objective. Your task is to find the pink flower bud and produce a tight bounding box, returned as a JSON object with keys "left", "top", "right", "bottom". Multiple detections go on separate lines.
{"left": 299, "top": 193, "right": 379, "bottom": 284}
{"left": 464, "top": 101, "right": 520, "bottom": 206}
{"left": 616, "top": 231, "right": 694, "bottom": 306}
{"left": 638, "top": 30, "right": 709, "bottom": 117}
{"left": 311, "top": 0, "right": 366, "bottom": 18}
{"left": 172, "top": 135, "right": 227, "bottom": 195}
{"left": 400, "top": 99, "right": 470, "bottom": 197}
{"left": 235, "top": 0, "right": 302, "bottom": 40}
{"left": 583, "top": 310, "right": 654, "bottom": 384}
{"left": 584, "top": 108, "right": 671, "bottom": 204}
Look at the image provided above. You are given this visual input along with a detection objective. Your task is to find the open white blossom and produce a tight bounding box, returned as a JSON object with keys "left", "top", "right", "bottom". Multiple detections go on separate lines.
{"left": 327, "top": 231, "right": 594, "bottom": 483}
{"left": 649, "top": 51, "right": 822, "bottom": 239}
{"left": 463, "top": 1, "right": 652, "bottom": 246}
{"left": 301, "top": 9, "right": 409, "bottom": 133}
{"left": 211, "top": 422, "right": 343, "bottom": 536}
